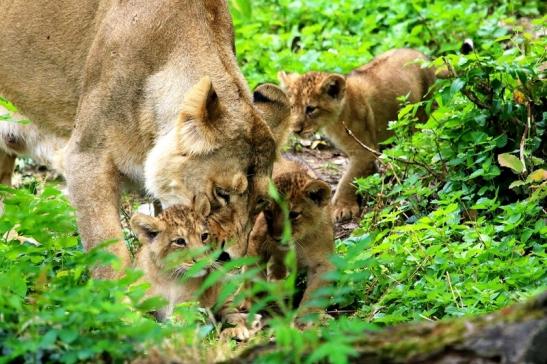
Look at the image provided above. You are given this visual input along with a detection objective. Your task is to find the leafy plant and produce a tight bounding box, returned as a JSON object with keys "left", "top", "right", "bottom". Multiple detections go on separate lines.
{"left": 0, "top": 0, "right": 545, "bottom": 362}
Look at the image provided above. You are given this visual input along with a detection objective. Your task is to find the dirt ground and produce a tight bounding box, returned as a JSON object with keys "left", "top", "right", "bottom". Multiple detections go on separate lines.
{"left": 14, "top": 135, "right": 359, "bottom": 241}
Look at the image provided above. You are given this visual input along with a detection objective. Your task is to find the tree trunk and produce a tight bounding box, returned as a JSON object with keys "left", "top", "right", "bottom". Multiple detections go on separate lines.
{"left": 227, "top": 291, "right": 547, "bottom": 364}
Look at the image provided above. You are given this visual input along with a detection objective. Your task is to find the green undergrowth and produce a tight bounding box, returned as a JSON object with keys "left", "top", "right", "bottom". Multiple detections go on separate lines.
{"left": 1, "top": 0, "right": 546, "bottom": 363}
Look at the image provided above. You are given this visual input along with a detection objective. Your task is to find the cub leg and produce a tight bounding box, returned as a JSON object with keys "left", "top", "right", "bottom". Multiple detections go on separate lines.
{"left": 267, "top": 252, "right": 287, "bottom": 281}
{"left": 64, "top": 144, "right": 129, "bottom": 279}
{"left": 332, "top": 151, "right": 375, "bottom": 222}
{"left": 298, "top": 261, "right": 332, "bottom": 314}
{"left": 327, "top": 109, "right": 378, "bottom": 222}
{"left": 0, "top": 150, "right": 15, "bottom": 186}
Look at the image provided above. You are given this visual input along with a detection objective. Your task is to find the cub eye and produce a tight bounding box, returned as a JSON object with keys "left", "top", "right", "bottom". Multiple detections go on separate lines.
{"left": 172, "top": 238, "right": 187, "bottom": 247}
{"left": 201, "top": 232, "right": 210, "bottom": 242}
{"left": 289, "top": 211, "right": 301, "bottom": 220}
{"left": 215, "top": 187, "right": 230, "bottom": 205}
{"left": 305, "top": 105, "right": 317, "bottom": 115}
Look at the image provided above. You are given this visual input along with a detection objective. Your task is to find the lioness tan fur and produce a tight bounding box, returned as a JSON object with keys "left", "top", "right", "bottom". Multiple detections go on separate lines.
{"left": 203, "top": 83, "right": 293, "bottom": 259}
{"left": 246, "top": 157, "right": 334, "bottom": 315}
{"left": 0, "top": 0, "right": 287, "bottom": 278}
{"left": 131, "top": 196, "right": 261, "bottom": 341}
{"left": 279, "top": 48, "right": 437, "bottom": 221}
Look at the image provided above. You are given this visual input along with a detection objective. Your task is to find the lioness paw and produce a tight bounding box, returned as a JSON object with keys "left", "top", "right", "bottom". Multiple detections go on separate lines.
{"left": 332, "top": 200, "right": 359, "bottom": 222}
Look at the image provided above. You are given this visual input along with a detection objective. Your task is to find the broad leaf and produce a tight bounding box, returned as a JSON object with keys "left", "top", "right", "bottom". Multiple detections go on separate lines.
{"left": 497, "top": 153, "right": 524, "bottom": 173}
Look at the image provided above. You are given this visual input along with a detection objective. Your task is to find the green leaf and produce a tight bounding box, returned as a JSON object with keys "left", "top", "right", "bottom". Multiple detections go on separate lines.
{"left": 59, "top": 329, "right": 79, "bottom": 344}
{"left": 231, "top": 0, "right": 252, "bottom": 20}
{"left": 509, "top": 180, "right": 526, "bottom": 189}
{"left": 497, "top": 153, "right": 524, "bottom": 173}
{"left": 450, "top": 78, "right": 465, "bottom": 96}
{"left": 0, "top": 97, "right": 17, "bottom": 112}
{"left": 527, "top": 169, "right": 547, "bottom": 182}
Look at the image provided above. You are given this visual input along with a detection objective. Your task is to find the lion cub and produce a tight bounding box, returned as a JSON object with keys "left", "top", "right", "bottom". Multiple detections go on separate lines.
{"left": 131, "top": 195, "right": 260, "bottom": 340}
{"left": 279, "top": 48, "right": 437, "bottom": 221}
{"left": 247, "top": 158, "right": 334, "bottom": 315}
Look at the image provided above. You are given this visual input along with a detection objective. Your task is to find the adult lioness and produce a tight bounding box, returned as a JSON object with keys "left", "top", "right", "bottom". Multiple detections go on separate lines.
{"left": 279, "top": 48, "right": 437, "bottom": 221}
{"left": 0, "top": 0, "right": 282, "bottom": 278}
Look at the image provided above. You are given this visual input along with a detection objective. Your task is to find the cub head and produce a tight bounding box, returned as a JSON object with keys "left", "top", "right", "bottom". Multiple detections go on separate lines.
{"left": 263, "top": 172, "right": 331, "bottom": 243}
{"left": 278, "top": 71, "right": 346, "bottom": 138}
{"left": 145, "top": 77, "right": 289, "bottom": 259}
{"left": 131, "top": 194, "right": 212, "bottom": 278}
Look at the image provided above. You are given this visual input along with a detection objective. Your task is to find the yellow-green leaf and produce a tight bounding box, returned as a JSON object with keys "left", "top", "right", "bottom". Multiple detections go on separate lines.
{"left": 497, "top": 153, "right": 524, "bottom": 174}
{"left": 527, "top": 169, "right": 547, "bottom": 182}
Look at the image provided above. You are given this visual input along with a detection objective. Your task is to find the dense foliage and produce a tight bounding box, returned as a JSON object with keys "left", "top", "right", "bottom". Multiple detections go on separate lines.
{"left": 1, "top": 0, "right": 545, "bottom": 362}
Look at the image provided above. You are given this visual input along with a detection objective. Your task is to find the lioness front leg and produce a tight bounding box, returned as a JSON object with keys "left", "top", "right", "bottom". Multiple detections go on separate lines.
{"left": 332, "top": 153, "right": 375, "bottom": 222}
{"left": 0, "top": 150, "right": 15, "bottom": 186}
{"left": 65, "top": 146, "right": 129, "bottom": 279}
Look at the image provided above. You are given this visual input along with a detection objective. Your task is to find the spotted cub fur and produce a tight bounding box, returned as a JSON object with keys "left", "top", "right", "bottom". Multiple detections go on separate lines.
{"left": 279, "top": 48, "right": 437, "bottom": 221}
{"left": 131, "top": 195, "right": 261, "bottom": 341}
{"left": 247, "top": 158, "right": 334, "bottom": 316}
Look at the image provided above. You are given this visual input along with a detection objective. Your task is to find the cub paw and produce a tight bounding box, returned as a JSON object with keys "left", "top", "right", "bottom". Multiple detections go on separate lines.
{"left": 332, "top": 200, "right": 359, "bottom": 222}
{"left": 220, "top": 325, "right": 251, "bottom": 341}
{"left": 222, "top": 313, "right": 263, "bottom": 341}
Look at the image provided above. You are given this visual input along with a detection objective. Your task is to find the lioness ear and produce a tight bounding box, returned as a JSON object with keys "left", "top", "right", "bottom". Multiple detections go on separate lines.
{"left": 319, "top": 74, "right": 346, "bottom": 100}
{"left": 130, "top": 213, "right": 166, "bottom": 244}
{"left": 178, "top": 76, "right": 222, "bottom": 155}
{"left": 277, "top": 71, "right": 299, "bottom": 89}
{"left": 193, "top": 194, "right": 211, "bottom": 217}
{"left": 304, "top": 179, "right": 331, "bottom": 207}
{"left": 253, "top": 83, "right": 291, "bottom": 148}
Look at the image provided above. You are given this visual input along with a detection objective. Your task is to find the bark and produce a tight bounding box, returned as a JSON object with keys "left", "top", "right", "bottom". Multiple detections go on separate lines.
{"left": 226, "top": 291, "right": 547, "bottom": 364}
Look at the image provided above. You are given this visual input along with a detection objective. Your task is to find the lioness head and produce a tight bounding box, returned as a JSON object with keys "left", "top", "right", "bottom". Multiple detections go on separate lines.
{"left": 264, "top": 172, "right": 331, "bottom": 243}
{"left": 204, "top": 83, "right": 292, "bottom": 259}
{"left": 144, "top": 77, "right": 289, "bottom": 258}
{"left": 278, "top": 72, "right": 346, "bottom": 138}
{"left": 131, "top": 195, "right": 212, "bottom": 278}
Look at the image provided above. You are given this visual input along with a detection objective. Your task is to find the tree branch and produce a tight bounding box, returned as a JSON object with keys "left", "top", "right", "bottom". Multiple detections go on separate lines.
{"left": 342, "top": 122, "right": 442, "bottom": 179}
{"left": 226, "top": 291, "right": 547, "bottom": 364}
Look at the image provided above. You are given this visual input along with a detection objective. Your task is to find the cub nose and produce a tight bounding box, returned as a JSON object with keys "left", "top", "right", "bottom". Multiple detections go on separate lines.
{"left": 217, "top": 251, "right": 231, "bottom": 262}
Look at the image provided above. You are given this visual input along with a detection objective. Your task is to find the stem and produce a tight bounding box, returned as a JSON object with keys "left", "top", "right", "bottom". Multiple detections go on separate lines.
{"left": 343, "top": 122, "right": 442, "bottom": 179}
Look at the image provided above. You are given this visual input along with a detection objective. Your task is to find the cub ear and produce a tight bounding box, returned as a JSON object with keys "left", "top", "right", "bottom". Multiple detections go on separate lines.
{"left": 319, "top": 74, "right": 346, "bottom": 100}
{"left": 253, "top": 83, "right": 291, "bottom": 148}
{"left": 277, "top": 71, "right": 299, "bottom": 89}
{"left": 130, "top": 213, "right": 166, "bottom": 244}
{"left": 177, "top": 76, "right": 222, "bottom": 155}
{"left": 303, "top": 179, "right": 331, "bottom": 207}
{"left": 193, "top": 193, "right": 211, "bottom": 217}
